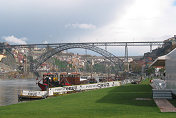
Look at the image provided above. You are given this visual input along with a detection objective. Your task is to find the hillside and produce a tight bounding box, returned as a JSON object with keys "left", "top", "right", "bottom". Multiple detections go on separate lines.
{"left": 144, "top": 35, "right": 176, "bottom": 60}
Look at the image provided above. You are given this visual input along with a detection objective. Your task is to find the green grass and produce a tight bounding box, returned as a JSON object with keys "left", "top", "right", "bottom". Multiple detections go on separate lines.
{"left": 0, "top": 79, "right": 176, "bottom": 118}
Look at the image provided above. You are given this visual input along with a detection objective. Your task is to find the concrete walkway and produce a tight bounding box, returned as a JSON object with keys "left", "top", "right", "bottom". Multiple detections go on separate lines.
{"left": 154, "top": 98, "right": 176, "bottom": 112}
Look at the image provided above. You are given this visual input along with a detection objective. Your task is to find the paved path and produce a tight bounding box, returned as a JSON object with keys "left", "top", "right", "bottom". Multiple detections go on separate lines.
{"left": 154, "top": 98, "right": 176, "bottom": 112}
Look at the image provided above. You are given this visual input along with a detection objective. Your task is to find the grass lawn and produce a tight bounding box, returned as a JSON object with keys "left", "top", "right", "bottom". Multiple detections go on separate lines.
{"left": 0, "top": 79, "right": 176, "bottom": 118}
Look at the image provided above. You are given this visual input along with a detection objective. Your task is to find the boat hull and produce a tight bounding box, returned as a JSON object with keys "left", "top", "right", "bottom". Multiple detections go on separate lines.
{"left": 38, "top": 83, "right": 47, "bottom": 91}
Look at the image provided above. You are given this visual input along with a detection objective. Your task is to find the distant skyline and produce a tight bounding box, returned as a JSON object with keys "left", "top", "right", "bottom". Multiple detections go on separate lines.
{"left": 0, "top": 0, "right": 176, "bottom": 56}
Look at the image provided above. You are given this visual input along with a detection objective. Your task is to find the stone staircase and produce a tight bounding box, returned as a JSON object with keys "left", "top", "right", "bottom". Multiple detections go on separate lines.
{"left": 153, "top": 89, "right": 172, "bottom": 99}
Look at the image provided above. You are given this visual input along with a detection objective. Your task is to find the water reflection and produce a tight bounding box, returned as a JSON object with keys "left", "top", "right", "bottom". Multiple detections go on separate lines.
{"left": 0, "top": 79, "right": 40, "bottom": 106}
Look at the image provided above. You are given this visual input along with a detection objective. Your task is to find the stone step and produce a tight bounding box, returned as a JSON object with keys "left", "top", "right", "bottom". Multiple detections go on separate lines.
{"left": 153, "top": 92, "right": 172, "bottom": 95}
{"left": 153, "top": 96, "right": 172, "bottom": 99}
{"left": 153, "top": 96, "right": 172, "bottom": 98}
{"left": 153, "top": 95, "right": 172, "bottom": 99}
{"left": 153, "top": 92, "right": 172, "bottom": 94}
{"left": 152, "top": 89, "right": 172, "bottom": 99}
{"left": 153, "top": 94, "right": 172, "bottom": 97}
{"left": 152, "top": 89, "right": 171, "bottom": 92}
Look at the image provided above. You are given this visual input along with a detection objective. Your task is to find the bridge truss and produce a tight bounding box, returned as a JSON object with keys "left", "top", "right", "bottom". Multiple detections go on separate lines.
{"left": 0, "top": 41, "right": 168, "bottom": 74}
{"left": 30, "top": 43, "right": 124, "bottom": 73}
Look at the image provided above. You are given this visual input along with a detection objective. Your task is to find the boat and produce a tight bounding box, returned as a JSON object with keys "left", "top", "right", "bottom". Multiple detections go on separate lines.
{"left": 37, "top": 72, "right": 81, "bottom": 91}
{"left": 60, "top": 72, "right": 81, "bottom": 85}
{"left": 18, "top": 90, "right": 48, "bottom": 101}
{"left": 19, "top": 80, "right": 121, "bottom": 100}
{"left": 37, "top": 73, "right": 60, "bottom": 91}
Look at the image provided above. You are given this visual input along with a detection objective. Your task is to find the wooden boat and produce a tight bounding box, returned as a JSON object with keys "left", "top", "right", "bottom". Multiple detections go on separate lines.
{"left": 37, "top": 72, "right": 81, "bottom": 91}
{"left": 60, "top": 72, "right": 81, "bottom": 85}
{"left": 37, "top": 73, "right": 60, "bottom": 91}
{"left": 18, "top": 90, "right": 48, "bottom": 101}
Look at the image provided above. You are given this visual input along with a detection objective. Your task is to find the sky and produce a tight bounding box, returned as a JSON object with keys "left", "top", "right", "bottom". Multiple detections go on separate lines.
{"left": 0, "top": 0, "right": 176, "bottom": 56}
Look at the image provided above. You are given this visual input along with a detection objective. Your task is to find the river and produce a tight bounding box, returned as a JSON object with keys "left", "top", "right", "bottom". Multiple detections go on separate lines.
{"left": 0, "top": 79, "right": 40, "bottom": 106}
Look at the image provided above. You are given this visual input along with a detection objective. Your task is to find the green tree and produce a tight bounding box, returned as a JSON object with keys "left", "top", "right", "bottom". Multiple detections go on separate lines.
{"left": 93, "top": 63, "right": 106, "bottom": 73}
{"left": 146, "top": 67, "right": 155, "bottom": 76}
{"left": 130, "top": 62, "right": 142, "bottom": 74}
{"left": 54, "top": 59, "right": 68, "bottom": 71}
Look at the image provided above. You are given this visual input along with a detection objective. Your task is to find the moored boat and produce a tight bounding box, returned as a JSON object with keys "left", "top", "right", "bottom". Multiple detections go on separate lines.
{"left": 37, "top": 72, "right": 81, "bottom": 91}
{"left": 60, "top": 72, "right": 80, "bottom": 85}
{"left": 37, "top": 73, "right": 60, "bottom": 91}
{"left": 18, "top": 90, "right": 48, "bottom": 101}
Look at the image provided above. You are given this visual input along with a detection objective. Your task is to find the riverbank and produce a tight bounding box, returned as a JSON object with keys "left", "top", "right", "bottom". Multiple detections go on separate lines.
{"left": 0, "top": 72, "right": 35, "bottom": 79}
{"left": 0, "top": 79, "right": 39, "bottom": 106}
{"left": 1, "top": 79, "right": 176, "bottom": 118}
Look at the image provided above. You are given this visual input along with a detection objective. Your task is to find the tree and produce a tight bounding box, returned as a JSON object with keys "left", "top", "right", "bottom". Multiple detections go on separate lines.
{"left": 130, "top": 62, "right": 142, "bottom": 74}
{"left": 54, "top": 59, "right": 68, "bottom": 71}
{"left": 146, "top": 67, "right": 155, "bottom": 76}
{"left": 93, "top": 63, "right": 106, "bottom": 73}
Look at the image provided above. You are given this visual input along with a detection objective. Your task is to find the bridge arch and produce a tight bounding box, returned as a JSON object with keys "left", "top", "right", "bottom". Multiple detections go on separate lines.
{"left": 31, "top": 43, "right": 124, "bottom": 73}
{"left": 1, "top": 48, "right": 17, "bottom": 69}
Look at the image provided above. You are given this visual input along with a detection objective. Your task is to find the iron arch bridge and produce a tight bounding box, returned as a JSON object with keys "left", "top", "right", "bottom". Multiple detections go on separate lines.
{"left": 30, "top": 43, "right": 124, "bottom": 73}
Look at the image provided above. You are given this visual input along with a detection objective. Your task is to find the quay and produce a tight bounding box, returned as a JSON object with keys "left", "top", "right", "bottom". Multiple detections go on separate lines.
{"left": 18, "top": 80, "right": 125, "bottom": 100}
{"left": 1, "top": 79, "right": 176, "bottom": 118}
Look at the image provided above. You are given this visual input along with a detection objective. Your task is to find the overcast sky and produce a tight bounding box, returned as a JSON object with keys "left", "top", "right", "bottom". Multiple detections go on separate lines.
{"left": 0, "top": 0, "right": 176, "bottom": 55}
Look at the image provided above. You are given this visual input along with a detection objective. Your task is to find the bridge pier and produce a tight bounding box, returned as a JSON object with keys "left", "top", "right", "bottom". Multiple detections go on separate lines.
{"left": 105, "top": 43, "right": 107, "bottom": 51}
{"left": 125, "top": 43, "right": 128, "bottom": 62}
{"left": 150, "top": 43, "right": 152, "bottom": 53}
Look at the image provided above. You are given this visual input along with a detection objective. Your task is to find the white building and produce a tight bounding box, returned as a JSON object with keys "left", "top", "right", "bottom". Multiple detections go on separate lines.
{"left": 151, "top": 48, "right": 176, "bottom": 96}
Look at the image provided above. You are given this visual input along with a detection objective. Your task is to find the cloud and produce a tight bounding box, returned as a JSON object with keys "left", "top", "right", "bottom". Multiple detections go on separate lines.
{"left": 2, "top": 35, "right": 27, "bottom": 44}
{"left": 65, "top": 23, "right": 96, "bottom": 30}
{"left": 68, "top": 0, "right": 176, "bottom": 56}
{"left": 78, "top": 0, "right": 176, "bottom": 42}
{"left": 0, "top": 0, "right": 176, "bottom": 56}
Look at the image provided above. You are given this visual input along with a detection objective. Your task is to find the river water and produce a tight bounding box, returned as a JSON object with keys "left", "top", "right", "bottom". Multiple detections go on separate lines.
{"left": 0, "top": 79, "right": 40, "bottom": 106}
